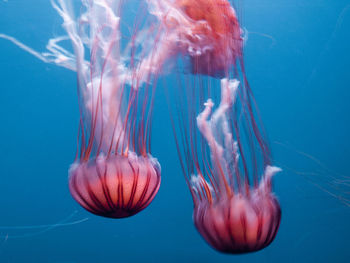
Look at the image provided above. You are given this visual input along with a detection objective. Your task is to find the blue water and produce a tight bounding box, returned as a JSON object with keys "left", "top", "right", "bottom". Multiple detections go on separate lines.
{"left": 0, "top": 0, "right": 349, "bottom": 262}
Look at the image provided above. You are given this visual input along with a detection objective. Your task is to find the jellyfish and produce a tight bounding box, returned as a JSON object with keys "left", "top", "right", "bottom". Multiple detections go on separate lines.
{"left": 138, "top": 0, "right": 242, "bottom": 77}
{"left": 170, "top": 76, "right": 281, "bottom": 253}
{"left": 53, "top": 0, "right": 163, "bottom": 218}
{"left": 162, "top": 0, "right": 282, "bottom": 254}
{"left": 0, "top": 0, "right": 162, "bottom": 218}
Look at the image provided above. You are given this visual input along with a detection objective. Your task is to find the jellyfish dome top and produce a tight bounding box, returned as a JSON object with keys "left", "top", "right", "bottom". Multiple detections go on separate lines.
{"left": 0, "top": 0, "right": 163, "bottom": 218}
{"left": 141, "top": 0, "right": 242, "bottom": 77}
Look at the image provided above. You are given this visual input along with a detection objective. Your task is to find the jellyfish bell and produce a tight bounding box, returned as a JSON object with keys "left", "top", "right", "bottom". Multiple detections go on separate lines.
{"left": 69, "top": 153, "right": 161, "bottom": 218}
{"left": 174, "top": 0, "right": 242, "bottom": 76}
{"left": 192, "top": 166, "right": 281, "bottom": 254}
{"left": 144, "top": 0, "right": 242, "bottom": 77}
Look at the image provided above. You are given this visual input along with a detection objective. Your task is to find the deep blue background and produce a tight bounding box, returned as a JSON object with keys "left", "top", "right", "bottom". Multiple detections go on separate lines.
{"left": 0, "top": 0, "right": 349, "bottom": 262}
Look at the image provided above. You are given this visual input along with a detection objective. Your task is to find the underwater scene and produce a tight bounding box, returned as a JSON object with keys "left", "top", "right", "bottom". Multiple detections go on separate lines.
{"left": 0, "top": 0, "right": 349, "bottom": 262}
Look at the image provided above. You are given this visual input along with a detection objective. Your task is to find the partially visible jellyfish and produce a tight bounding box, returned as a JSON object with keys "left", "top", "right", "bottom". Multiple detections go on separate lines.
{"left": 0, "top": 0, "right": 162, "bottom": 218}
{"left": 140, "top": 0, "right": 242, "bottom": 77}
{"left": 163, "top": 0, "right": 282, "bottom": 254}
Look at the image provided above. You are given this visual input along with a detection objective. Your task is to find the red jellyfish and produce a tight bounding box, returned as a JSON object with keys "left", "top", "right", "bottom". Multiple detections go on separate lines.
{"left": 173, "top": 0, "right": 242, "bottom": 76}
{"left": 172, "top": 78, "right": 281, "bottom": 254}
{"left": 141, "top": 0, "right": 242, "bottom": 77}
{"left": 58, "top": 1, "right": 161, "bottom": 218}
{"left": 0, "top": 0, "right": 161, "bottom": 218}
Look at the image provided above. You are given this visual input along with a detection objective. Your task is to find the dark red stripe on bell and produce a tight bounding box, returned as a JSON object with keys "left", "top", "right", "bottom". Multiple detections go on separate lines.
{"left": 68, "top": 154, "right": 161, "bottom": 218}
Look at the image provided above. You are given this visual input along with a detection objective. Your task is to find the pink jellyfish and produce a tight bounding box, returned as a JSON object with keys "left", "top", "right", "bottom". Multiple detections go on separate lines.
{"left": 138, "top": 0, "right": 242, "bottom": 77}
{"left": 54, "top": 0, "right": 163, "bottom": 218}
{"left": 172, "top": 77, "right": 281, "bottom": 253}
{"left": 0, "top": 0, "right": 162, "bottom": 218}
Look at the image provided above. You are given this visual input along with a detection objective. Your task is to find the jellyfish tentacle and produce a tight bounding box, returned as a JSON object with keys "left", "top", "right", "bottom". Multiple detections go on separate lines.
{"left": 196, "top": 78, "right": 241, "bottom": 197}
